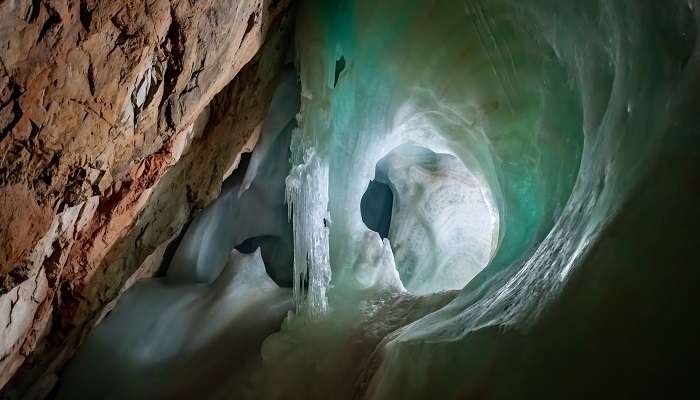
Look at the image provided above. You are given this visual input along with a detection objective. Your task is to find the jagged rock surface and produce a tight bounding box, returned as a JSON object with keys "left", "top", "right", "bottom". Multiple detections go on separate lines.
{"left": 0, "top": 0, "right": 293, "bottom": 396}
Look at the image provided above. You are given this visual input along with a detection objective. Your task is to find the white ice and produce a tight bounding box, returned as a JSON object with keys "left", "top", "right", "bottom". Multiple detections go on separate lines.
{"left": 376, "top": 144, "right": 499, "bottom": 294}
{"left": 57, "top": 250, "right": 291, "bottom": 400}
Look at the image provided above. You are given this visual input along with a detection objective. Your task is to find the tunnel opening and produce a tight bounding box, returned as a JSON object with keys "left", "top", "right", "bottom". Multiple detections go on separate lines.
{"left": 362, "top": 144, "right": 500, "bottom": 295}
{"left": 334, "top": 55, "right": 346, "bottom": 87}
{"left": 360, "top": 180, "right": 393, "bottom": 239}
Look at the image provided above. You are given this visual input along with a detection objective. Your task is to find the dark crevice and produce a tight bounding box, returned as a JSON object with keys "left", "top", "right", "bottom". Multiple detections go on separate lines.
{"left": 25, "top": 0, "right": 41, "bottom": 23}
{"left": 240, "top": 11, "right": 258, "bottom": 48}
{"left": 38, "top": 153, "right": 60, "bottom": 185}
{"left": 86, "top": 57, "right": 95, "bottom": 96}
{"left": 28, "top": 120, "right": 40, "bottom": 141}
{"left": 163, "top": 11, "right": 185, "bottom": 93}
{"left": 360, "top": 180, "right": 393, "bottom": 239}
{"left": 79, "top": 0, "right": 93, "bottom": 31}
{"left": 0, "top": 100, "right": 23, "bottom": 143}
{"left": 37, "top": 5, "right": 61, "bottom": 44}
{"left": 154, "top": 219, "right": 193, "bottom": 278}
{"left": 234, "top": 237, "right": 262, "bottom": 254}
{"left": 334, "top": 55, "right": 346, "bottom": 87}
{"left": 160, "top": 8, "right": 186, "bottom": 130}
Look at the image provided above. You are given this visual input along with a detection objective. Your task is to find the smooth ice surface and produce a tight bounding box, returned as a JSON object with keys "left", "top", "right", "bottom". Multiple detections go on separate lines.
{"left": 58, "top": 250, "right": 291, "bottom": 400}
{"left": 168, "top": 68, "right": 299, "bottom": 285}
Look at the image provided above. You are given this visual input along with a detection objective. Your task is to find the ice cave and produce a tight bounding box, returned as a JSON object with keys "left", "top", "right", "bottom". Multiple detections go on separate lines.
{"left": 0, "top": 0, "right": 698, "bottom": 399}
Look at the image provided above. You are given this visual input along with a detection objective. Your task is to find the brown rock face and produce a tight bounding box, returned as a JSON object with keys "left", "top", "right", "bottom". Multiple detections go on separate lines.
{"left": 0, "top": 0, "right": 294, "bottom": 396}
{"left": 0, "top": 185, "right": 53, "bottom": 280}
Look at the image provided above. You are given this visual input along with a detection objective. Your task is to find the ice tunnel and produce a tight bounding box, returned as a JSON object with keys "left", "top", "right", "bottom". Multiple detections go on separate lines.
{"left": 359, "top": 144, "right": 499, "bottom": 295}
{"left": 55, "top": 0, "right": 699, "bottom": 399}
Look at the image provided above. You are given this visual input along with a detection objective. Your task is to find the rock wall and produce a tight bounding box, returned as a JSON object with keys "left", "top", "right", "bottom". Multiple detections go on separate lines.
{"left": 0, "top": 0, "right": 293, "bottom": 396}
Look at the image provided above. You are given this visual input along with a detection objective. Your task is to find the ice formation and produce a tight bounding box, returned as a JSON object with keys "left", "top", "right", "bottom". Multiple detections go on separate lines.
{"left": 285, "top": 146, "right": 332, "bottom": 317}
{"left": 167, "top": 67, "right": 299, "bottom": 286}
{"left": 272, "top": 0, "right": 698, "bottom": 398}
{"left": 375, "top": 144, "right": 498, "bottom": 294}
{"left": 57, "top": 250, "right": 291, "bottom": 399}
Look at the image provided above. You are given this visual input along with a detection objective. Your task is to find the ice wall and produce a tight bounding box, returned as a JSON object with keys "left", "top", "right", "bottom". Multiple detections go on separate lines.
{"left": 283, "top": 0, "right": 700, "bottom": 398}
{"left": 293, "top": 0, "right": 584, "bottom": 315}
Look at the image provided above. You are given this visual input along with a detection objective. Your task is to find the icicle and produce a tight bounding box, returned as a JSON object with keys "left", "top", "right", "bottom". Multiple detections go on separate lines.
{"left": 285, "top": 144, "right": 332, "bottom": 319}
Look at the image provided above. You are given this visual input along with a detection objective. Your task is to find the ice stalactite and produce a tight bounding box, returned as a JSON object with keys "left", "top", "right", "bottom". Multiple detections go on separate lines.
{"left": 285, "top": 144, "right": 332, "bottom": 318}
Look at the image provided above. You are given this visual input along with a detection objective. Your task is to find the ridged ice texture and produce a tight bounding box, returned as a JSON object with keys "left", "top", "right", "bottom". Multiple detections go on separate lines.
{"left": 377, "top": 144, "right": 498, "bottom": 295}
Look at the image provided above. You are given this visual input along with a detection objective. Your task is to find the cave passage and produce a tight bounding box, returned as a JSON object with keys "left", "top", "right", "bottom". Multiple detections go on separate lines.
{"left": 54, "top": 0, "right": 700, "bottom": 399}
{"left": 360, "top": 144, "right": 498, "bottom": 294}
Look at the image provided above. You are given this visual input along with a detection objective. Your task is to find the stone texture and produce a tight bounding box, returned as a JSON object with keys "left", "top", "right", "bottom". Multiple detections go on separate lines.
{"left": 0, "top": 0, "right": 294, "bottom": 395}
{"left": 0, "top": 185, "right": 53, "bottom": 281}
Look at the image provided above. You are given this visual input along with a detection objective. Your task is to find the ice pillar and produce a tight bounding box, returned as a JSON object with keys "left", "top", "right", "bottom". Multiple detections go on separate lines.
{"left": 285, "top": 142, "right": 332, "bottom": 319}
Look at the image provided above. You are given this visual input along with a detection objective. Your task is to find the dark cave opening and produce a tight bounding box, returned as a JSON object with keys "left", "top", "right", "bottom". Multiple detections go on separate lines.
{"left": 360, "top": 179, "right": 393, "bottom": 239}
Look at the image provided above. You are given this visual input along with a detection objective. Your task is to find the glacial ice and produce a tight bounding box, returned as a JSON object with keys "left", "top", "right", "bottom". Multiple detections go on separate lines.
{"left": 240, "top": 68, "right": 301, "bottom": 195}
{"left": 352, "top": 231, "right": 404, "bottom": 292}
{"left": 166, "top": 67, "right": 299, "bottom": 286}
{"left": 272, "top": 0, "right": 699, "bottom": 398}
{"left": 57, "top": 249, "right": 291, "bottom": 400}
{"left": 285, "top": 145, "right": 332, "bottom": 317}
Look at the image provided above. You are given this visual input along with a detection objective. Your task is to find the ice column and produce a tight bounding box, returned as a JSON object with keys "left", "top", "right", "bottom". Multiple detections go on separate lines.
{"left": 285, "top": 144, "right": 332, "bottom": 319}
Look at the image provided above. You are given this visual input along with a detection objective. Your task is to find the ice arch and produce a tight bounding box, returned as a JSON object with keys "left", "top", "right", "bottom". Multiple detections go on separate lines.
{"left": 361, "top": 144, "right": 499, "bottom": 295}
